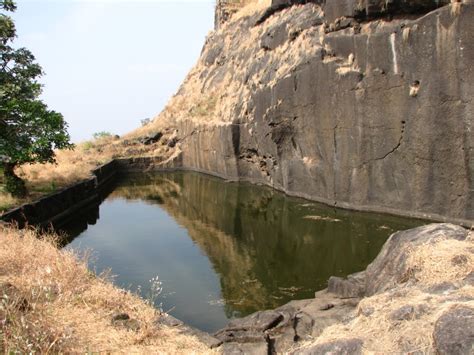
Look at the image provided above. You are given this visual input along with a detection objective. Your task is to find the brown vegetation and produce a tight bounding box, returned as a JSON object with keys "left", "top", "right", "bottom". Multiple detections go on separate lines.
{"left": 0, "top": 225, "right": 212, "bottom": 353}
{"left": 0, "top": 130, "right": 176, "bottom": 213}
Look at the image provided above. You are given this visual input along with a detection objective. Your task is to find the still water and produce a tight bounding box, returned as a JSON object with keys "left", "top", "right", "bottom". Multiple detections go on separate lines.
{"left": 63, "top": 172, "right": 423, "bottom": 332}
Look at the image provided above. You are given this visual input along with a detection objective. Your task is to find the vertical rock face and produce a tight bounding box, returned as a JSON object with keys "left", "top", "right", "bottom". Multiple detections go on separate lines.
{"left": 214, "top": 0, "right": 237, "bottom": 29}
{"left": 147, "top": 1, "right": 474, "bottom": 225}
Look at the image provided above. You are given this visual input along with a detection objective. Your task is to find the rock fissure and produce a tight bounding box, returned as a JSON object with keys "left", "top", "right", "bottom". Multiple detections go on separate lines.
{"left": 356, "top": 120, "right": 406, "bottom": 168}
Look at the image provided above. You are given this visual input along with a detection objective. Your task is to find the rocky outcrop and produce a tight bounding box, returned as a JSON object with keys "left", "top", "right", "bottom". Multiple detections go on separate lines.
{"left": 212, "top": 223, "right": 473, "bottom": 353}
{"left": 140, "top": 0, "right": 474, "bottom": 227}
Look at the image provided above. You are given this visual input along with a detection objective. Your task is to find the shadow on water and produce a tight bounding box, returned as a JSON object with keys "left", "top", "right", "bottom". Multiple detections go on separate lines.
{"left": 61, "top": 171, "right": 425, "bottom": 332}
{"left": 55, "top": 180, "right": 118, "bottom": 246}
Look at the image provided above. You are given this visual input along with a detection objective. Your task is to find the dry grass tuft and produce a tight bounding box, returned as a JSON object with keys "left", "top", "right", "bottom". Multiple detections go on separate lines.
{"left": 0, "top": 192, "right": 22, "bottom": 213}
{"left": 0, "top": 226, "right": 213, "bottom": 354}
{"left": 451, "top": 0, "right": 462, "bottom": 16}
{"left": 406, "top": 238, "right": 473, "bottom": 285}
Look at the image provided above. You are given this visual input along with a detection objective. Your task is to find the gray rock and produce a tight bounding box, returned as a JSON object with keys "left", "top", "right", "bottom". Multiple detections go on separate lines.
{"left": 328, "top": 272, "right": 366, "bottom": 298}
{"left": 219, "top": 341, "right": 269, "bottom": 354}
{"left": 215, "top": 329, "right": 268, "bottom": 344}
{"left": 168, "top": 2, "right": 474, "bottom": 228}
{"left": 365, "top": 224, "right": 470, "bottom": 295}
{"left": 390, "top": 305, "right": 415, "bottom": 321}
{"left": 181, "top": 326, "right": 223, "bottom": 349}
{"left": 296, "top": 338, "right": 363, "bottom": 355}
{"left": 156, "top": 314, "right": 222, "bottom": 348}
{"left": 427, "top": 282, "right": 458, "bottom": 295}
{"left": 141, "top": 131, "right": 163, "bottom": 145}
{"left": 261, "top": 22, "right": 289, "bottom": 51}
{"left": 319, "top": 303, "right": 335, "bottom": 311}
{"left": 433, "top": 306, "right": 474, "bottom": 355}
{"left": 463, "top": 272, "right": 474, "bottom": 286}
{"left": 111, "top": 312, "right": 130, "bottom": 322}
{"left": 223, "top": 310, "right": 284, "bottom": 332}
{"left": 111, "top": 313, "right": 141, "bottom": 332}
{"left": 294, "top": 311, "right": 315, "bottom": 340}
{"left": 324, "top": 0, "right": 449, "bottom": 23}
{"left": 156, "top": 314, "right": 184, "bottom": 327}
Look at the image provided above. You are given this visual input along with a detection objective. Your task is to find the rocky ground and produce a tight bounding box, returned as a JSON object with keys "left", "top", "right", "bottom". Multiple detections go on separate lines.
{"left": 209, "top": 223, "right": 474, "bottom": 354}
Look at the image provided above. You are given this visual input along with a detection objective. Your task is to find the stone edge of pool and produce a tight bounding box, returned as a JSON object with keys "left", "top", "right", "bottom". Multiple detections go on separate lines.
{"left": 2, "top": 155, "right": 472, "bottom": 229}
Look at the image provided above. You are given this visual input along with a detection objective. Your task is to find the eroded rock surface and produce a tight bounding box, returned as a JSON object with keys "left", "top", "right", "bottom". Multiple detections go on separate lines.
{"left": 433, "top": 306, "right": 474, "bottom": 355}
{"left": 140, "top": 0, "right": 474, "bottom": 227}
{"left": 213, "top": 223, "right": 473, "bottom": 353}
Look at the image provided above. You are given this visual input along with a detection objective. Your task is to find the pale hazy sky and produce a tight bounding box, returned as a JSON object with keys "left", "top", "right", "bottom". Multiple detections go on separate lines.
{"left": 11, "top": 0, "right": 215, "bottom": 142}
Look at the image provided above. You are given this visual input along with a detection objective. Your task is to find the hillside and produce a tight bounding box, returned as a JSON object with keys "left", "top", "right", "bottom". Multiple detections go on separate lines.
{"left": 131, "top": 0, "right": 473, "bottom": 227}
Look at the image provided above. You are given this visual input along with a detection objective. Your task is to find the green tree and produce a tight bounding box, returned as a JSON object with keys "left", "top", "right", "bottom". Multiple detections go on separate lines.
{"left": 0, "top": 0, "right": 72, "bottom": 197}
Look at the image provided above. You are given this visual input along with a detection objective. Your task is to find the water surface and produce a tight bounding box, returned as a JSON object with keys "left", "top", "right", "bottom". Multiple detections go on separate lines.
{"left": 64, "top": 172, "right": 424, "bottom": 332}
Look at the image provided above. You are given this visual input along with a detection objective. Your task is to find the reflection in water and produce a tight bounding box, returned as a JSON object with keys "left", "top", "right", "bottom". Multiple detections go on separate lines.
{"left": 63, "top": 172, "right": 424, "bottom": 332}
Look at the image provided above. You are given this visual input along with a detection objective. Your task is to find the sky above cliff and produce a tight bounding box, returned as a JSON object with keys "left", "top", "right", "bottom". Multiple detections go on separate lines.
{"left": 11, "top": 0, "right": 215, "bottom": 142}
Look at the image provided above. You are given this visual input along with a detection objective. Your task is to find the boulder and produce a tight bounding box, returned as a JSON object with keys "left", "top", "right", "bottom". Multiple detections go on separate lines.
{"left": 141, "top": 131, "right": 163, "bottom": 145}
{"left": 433, "top": 306, "right": 474, "bottom": 355}
{"left": 111, "top": 313, "right": 141, "bottom": 332}
{"left": 365, "top": 224, "right": 469, "bottom": 295}
{"left": 296, "top": 338, "right": 364, "bottom": 355}
{"left": 328, "top": 272, "right": 365, "bottom": 298}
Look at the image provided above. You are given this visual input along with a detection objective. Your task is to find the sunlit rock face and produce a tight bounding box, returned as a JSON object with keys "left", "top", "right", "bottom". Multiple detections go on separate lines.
{"left": 148, "top": 1, "right": 474, "bottom": 225}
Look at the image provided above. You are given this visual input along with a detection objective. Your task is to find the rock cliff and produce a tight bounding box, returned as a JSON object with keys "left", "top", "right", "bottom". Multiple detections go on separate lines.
{"left": 136, "top": 0, "right": 474, "bottom": 224}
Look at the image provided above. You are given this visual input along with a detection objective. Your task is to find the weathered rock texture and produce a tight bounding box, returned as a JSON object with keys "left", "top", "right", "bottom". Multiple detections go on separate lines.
{"left": 138, "top": 0, "right": 474, "bottom": 226}
{"left": 213, "top": 223, "right": 474, "bottom": 353}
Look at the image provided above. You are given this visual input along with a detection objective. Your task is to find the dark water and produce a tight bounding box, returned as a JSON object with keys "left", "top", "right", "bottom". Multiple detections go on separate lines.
{"left": 63, "top": 172, "right": 424, "bottom": 332}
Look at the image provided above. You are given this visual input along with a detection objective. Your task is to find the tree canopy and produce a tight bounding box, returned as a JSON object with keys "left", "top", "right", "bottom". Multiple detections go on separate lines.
{"left": 0, "top": 0, "right": 72, "bottom": 196}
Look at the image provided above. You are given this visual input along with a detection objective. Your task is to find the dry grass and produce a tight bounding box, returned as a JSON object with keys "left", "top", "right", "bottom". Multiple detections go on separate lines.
{"left": 292, "top": 233, "right": 474, "bottom": 354}
{"left": 0, "top": 131, "right": 176, "bottom": 213}
{"left": 18, "top": 136, "right": 122, "bottom": 192}
{"left": 0, "top": 192, "right": 21, "bottom": 213}
{"left": 407, "top": 237, "right": 473, "bottom": 285}
{"left": 0, "top": 225, "right": 213, "bottom": 354}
